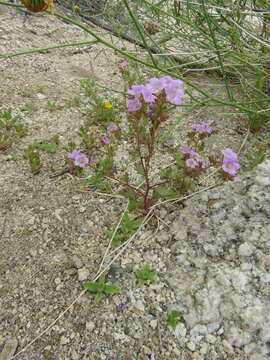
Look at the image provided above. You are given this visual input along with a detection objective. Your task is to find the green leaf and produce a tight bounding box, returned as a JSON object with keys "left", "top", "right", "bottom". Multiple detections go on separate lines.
{"left": 104, "top": 284, "right": 121, "bottom": 294}
{"left": 83, "top": 282, "right": 100, "bottom": 293}
{"left": 35, "top": 141, "right": 57, "bottom": 153}
{"left": 134, "top": 264, "right": 157, "bottom": 285}
{"left": 94, "top": 292, "right": 103, "bottom": 303}
{"left": 167, "top": 310, "right": 181, "bottom": 329}
{"left": 135, "top": 163, "right": 144, "bottom": 176}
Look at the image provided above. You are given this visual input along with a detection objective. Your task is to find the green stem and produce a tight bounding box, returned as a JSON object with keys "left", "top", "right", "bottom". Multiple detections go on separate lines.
{"left": 0, "top": 40, "right": 98, "bottom": 59}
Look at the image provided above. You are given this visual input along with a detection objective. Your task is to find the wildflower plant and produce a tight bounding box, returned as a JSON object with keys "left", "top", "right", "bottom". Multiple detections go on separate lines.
{"left": 0, "top": 108, "right": 27, "bottom": 151}
{"left": 83, "top": 273, "right": 121, "bottom": 303}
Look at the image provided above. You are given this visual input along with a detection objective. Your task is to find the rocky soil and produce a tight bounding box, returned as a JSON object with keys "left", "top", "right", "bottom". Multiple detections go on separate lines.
{"left": 0, "top": 3, "right": 270, "bottom": 360}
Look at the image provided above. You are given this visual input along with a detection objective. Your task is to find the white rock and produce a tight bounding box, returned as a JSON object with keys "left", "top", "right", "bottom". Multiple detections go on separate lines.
{"left": 238, "top": 243, "right": 255, "bottom": 257}
{"left": 60, "top": 336, "right": 69, "bottom": 345}
{"left": 190, "top": 324, "right": 208, "bottom": 338}
{"left": 175, "top": 323, "right": 187, "bottom": 337}
{"left": 150, "top": 319, "right": 158, "bottom": 330}
{"left": 255, "top": 175, "right": 270, "bottom": 186}
{"left": 86, "top": 321, "right": 95, "bottom": 331}
{"left": 206, "top": 334, "right": 217, "bottom": 344}
{"left": 78, "top": 268, "right": 89, "bottom": 281}
{"left": 186, "top": 341, "right": 196, "bottom": 352}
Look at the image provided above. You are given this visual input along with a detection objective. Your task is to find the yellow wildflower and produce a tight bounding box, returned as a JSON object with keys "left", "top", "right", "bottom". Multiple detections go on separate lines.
{"left": 103, "top": 101, "right": 113, "bottom": 109}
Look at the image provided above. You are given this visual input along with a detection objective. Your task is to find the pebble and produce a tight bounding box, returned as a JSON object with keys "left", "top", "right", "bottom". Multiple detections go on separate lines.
{"left": 238, "top": 242, "right": 255, "bottom": 257}
{"left": 206, "top": 334, "right": 217, "bottom": 344}
{"left": 86, "top": 321, "right": 95, "bottom": 331}
{"left": 78, "top": 268, "right": 89, "bottom": 281}
{"left": 72, "top": 255, "right": 83, "bottom": 269}
{"left": 60, "top": 336, "right": 69, "bottom": 345}
{"left": 187, "top": 341, "right": 196, "bottom": 352}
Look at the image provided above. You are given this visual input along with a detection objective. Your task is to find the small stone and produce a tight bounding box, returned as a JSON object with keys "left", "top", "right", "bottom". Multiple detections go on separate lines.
{"left": 60, "top": 336, "right": 69, "bottom": 345}
{"left": 244, "top": 343, "right": 257, "bottom": 354}
{"left": 78, "top": 268, "right": 89, "bottom": 281}
{"left": 150, "top": 319, "right": 158, "bottom": 330}
{"left": 200, "top": 343, "right": 208, "bottom": 355}
{"left": 54, "top": 277, "right": 61, "bottom": 285}
{"left": 72, "top": 255, "right": 83, "bottom": 269}
{"left": 187, "top": 341, "right": 196, "bottom": 351}
{"left": 134, "top": 300, "right": 145, "bottom": 312}
{"left": 254, "top": 175, "right": 270, "bottom": 186}
{"left": 29, "top": 249, "right": 37, "bottom": 257}
{"left": 206, "top": 334, "right": 217, "bottom": 344}
{"left": 175, "top": 323, "right": 187, "bottom": 337}
{"left": 86, "top": 321, "right": 95, "bottom": 331}
{"left": 238, "top": 242, "right": 255, "bottom": 257}
{"left": 222, "top": 339, "right": 234, "bottom": 354}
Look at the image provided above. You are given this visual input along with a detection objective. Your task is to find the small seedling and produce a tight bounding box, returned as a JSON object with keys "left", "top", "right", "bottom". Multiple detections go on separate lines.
{"left": 167, "top": 310, "right": 181, "bottom": 329}
{"left": 34, "top": 135, "right": 60, "bottom": 153}
{"left": 46, "top": 100, "right": 60, "bottom": 112}
{"left": 25, "top": 145, "right": 42, "bottom": 174}
{"left": 23, "top": 101, "right": 38, "bottom": 115}
{"left": 0, "top": 108, "right": 27, "bottom": 150}
{"left": 134, "top": 264, "right": 157, "bottom": 286}
{"left": 83, "top": 273, "right": 121, "bottom": 303}
{"left": 106, "top": 213, "right": 143, "bottom": 245}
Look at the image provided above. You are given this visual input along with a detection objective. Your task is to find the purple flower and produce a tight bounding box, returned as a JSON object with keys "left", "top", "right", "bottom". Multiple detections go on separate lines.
{"left": 222, "top": 158, "right": 241, "bottom": 175}
{"left": 117, "top": 303, "right": 125, "bottom": 312}
{"left": 164, "top": 84, "right": 184, "bottom": 105}
{"left": 180, "top": 145, "right": 198, "bottom": 156}
{"left": 192, "top": 122, "right": 213, "bottom": 134}
{"left": 116, "top": 43, "right": 124, "bottom": 49}
{"left": 107, "top": 124, "right": 118, "bottom": 132}
{"left": 118, "top": 61, "right": 129, "bottom": 69}
{"left": 127, "top": 97, "right": 142, "bottom": 112}
{"left": 141, "top": 87, "right": 157, "bottom": 103}
{"left": 221, "top": 148, "right": 238, "bottom": 161}
{"left": 147, "top": 77, "right": 165, "bottom": 93}
{"left": 128, "top": 85, "right": 145, "bottom": 97}
{"left": 73, "top": 154, "right": 89, "bottom": 167}
{"left": 196, "top": 158, "right": 207, "bottom": 168}
{"left": 102, "top": 136, "right": 111, "bottom": 145}
{"left": 185, "top": 158, "right": 197, "bottom": 168}
{"left": 67, "top": 149, "right": 82, "bottom": 159}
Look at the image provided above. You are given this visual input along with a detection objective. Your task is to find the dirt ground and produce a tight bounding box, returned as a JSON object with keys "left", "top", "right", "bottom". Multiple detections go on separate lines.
{"left": 0, "top": 3, "right": 269, "bottom": 360}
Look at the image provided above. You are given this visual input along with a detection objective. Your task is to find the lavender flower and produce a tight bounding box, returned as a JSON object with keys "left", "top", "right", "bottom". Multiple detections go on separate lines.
{"left": 185, "top": 158, "right": 197, "bottom": 168}
{"left": 127, "top": 97, "right": 142, "bottom": 112}
{"left": 141, "top": 88, "right": 157, "bottom": 103}
{"left": 164, "top": 84, "right": 184, "bottom": 105}
{"left": 180, "top": 145, "right": 198, "bottom": 156}
{"left": 107, "top": 124, "right": 118, "bottom": 132}
{"left": 221, "top": 148, "right": 238, "bottom": 161}
{"left": 73, "top": 154, "right": 89, "bottom": 168}
{"left": 118, "top": 61, "right": 129, "bottom": 69}
{"left": 128, "top": 85, "right": 144, "bottom": 97}
{"left": 102, "top": 136, "right": 111, "bottom": 145}
{"left": 192, "top": 122, "right": 213, "bottom": 134}
{"left": 67, "top": 149, "right": 82, "bottom": 159}
{"left": 222, "top": 158, "right": 241, "bottom": 175}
